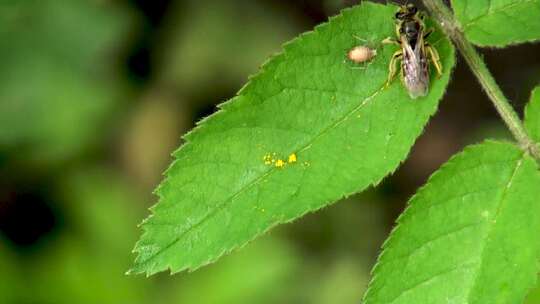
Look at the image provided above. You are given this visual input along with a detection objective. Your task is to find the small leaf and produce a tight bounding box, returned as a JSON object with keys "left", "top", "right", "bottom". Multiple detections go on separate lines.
{"left": 451, "top": 0, "right": 540, "bottom": 47}
{"left": 363, "top": 141, "right": 540, "bottom": 304}
{"left": 130, "top": 2, "right": 455, "bottom": 275}
{"left": 525, "top": 86, "right": 540, "bottom": 143}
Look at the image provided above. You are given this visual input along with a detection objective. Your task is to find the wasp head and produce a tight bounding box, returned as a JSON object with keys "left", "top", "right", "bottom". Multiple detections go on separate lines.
{"left": 395, "top": 3, "right": 418, "bottom": 20}
{"left": 400, "top": 20, "right": 420, "bottom": 40}
{"left": 394, "top": 3, "right": 424, "bottom": 45}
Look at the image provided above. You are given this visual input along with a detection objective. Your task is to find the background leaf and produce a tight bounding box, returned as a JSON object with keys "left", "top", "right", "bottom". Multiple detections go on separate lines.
{"left": 156, "top": 0, "right": 298, "bottom": 92}
{"left": 131, "top": 2, "right": 455, "bottom": 275}
{"left": 168, "top": 238, "right": 301, "bottom": 304}
{"left": 363, "top": 141, "right": 540, "bottom": 304}
{"left": 0, "top": 237, "right": 23, "bottom": 303}
{"left": 0, "top": 0, "right": 130, "bottom": 164}
{"left": 451, "top": 0, "right": 540, "bottom": 47}
{"left": 525, "top": 279, "right": 540, "bottom": 303}
{"left": 525, "top": 86, "right": 540, "bottom": 143}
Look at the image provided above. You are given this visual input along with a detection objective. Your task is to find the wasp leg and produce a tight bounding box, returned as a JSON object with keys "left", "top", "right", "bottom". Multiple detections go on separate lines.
{"left": 353, "top": 35, "right": 367, "bottom": 42}
{"left": 426, "top": 43, "right": 443, "bottom": 78}
{"left": 382, "top": 37, "right": 400, "bottom": 45}
{"left": 386, "top": 50, "right": 403, "bottom": 87}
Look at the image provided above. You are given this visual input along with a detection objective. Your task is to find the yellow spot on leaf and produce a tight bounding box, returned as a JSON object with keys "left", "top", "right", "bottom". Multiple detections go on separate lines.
{"left": 263, "top": 154, "right": 273, "bottom": 165}
{"left": 288, "top": 153, "right": 297, "bottom": 163}
{"left": 263, "top": 152, "right": 297, "bottom": 168}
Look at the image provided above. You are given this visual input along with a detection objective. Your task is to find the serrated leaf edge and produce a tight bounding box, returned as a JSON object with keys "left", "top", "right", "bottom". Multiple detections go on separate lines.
{"left": 129, "top": 1, "right": 455, "bottom": 276}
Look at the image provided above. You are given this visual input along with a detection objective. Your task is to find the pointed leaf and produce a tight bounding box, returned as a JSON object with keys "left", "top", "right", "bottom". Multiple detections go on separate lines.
{"left": 525, "top": 86, "right": 540, "bottom": 143}
{"left": 131, "top": 2, "right": 455, "bottom": 275}
{"left": 451, "top": 0, "right": 540, "bottom": 47}
{"left": 363, "top": 141, "right": 540, "bottom": 304}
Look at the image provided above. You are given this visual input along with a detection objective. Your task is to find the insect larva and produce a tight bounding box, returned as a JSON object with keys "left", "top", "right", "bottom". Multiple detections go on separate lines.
{"left": 347, "top": 45, "right": 377, "bottom": 64}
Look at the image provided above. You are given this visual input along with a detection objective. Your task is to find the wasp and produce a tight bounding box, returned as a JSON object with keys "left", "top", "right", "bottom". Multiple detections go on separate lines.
{"left": 384, "top": 4, "right": 443, "bottom": 99}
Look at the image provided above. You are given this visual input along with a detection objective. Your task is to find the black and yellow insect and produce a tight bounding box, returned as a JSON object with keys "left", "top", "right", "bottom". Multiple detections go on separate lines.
{"left": 384, "top": 4, "right": 443, "bottom": 99}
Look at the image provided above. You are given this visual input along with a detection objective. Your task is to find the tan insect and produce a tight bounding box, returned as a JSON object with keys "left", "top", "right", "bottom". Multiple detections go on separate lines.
{"left": 348, "top": 45, "right": 377, "bottom": 64}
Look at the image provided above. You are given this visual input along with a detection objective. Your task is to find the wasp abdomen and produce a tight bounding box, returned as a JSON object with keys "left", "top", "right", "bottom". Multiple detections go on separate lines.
{"left": 402, "top": 45, "right": 429, "bottom": 98}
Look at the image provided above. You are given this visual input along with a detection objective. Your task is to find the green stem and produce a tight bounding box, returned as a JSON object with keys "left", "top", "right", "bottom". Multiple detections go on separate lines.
{"left": 421, "top": 0, "right": 540, "bottom": 160}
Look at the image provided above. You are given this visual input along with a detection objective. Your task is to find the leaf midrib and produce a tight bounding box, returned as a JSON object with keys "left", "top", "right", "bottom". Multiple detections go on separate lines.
{"left": 465, "top": 155, "right": 524, "bottom": 303}
{"left": 137, "top": 84, "right": 386, "bottom": 270}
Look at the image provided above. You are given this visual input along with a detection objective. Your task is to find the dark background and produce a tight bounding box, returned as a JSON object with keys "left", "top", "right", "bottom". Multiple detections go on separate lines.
{"left": 1, "top": 0, "right": 539, "bottom": 303}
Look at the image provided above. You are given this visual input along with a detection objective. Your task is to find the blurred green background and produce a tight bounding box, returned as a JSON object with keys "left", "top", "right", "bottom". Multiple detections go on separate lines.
{"left": 0, "top": 0, "right": 539, "bottom": 303}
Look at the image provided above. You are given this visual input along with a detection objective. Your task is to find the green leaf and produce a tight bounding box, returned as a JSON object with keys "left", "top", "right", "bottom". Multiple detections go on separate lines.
{"left": 130, "top": 2, "right": 455, "bottom": 275}
{"left": 525, "top": 86, "right": 540, "bottom": 143}
{"left": 363, "top": 141, "right": 540, "bottom": 304}
{"left": 451, "top": 0, "right": 540, "bottom": 47}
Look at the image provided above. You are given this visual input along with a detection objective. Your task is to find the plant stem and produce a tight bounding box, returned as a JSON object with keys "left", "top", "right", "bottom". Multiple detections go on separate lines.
{"left": 421, "top": 0, "right": 540, "bottom": 160}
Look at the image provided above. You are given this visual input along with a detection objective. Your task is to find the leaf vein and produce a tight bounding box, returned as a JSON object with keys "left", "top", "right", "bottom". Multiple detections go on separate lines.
{"left": 137, "top": 84, "right": 387, "bottom": 268}
{"left": 463, "top": 0, "right": 538, "bottom": 28}
{"left": 387, "top": 261, "right": 477, "bottom": 304}
{"left": 381, "top": 221, "right": 482, "bottom": 268}
{"left": 464, "top": 156, "right": 524, "bottom": 303}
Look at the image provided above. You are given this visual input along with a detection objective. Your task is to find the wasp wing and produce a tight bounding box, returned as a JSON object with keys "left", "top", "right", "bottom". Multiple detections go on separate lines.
{"left": 401, "top": 37, "right": 429, "bottom": 99}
